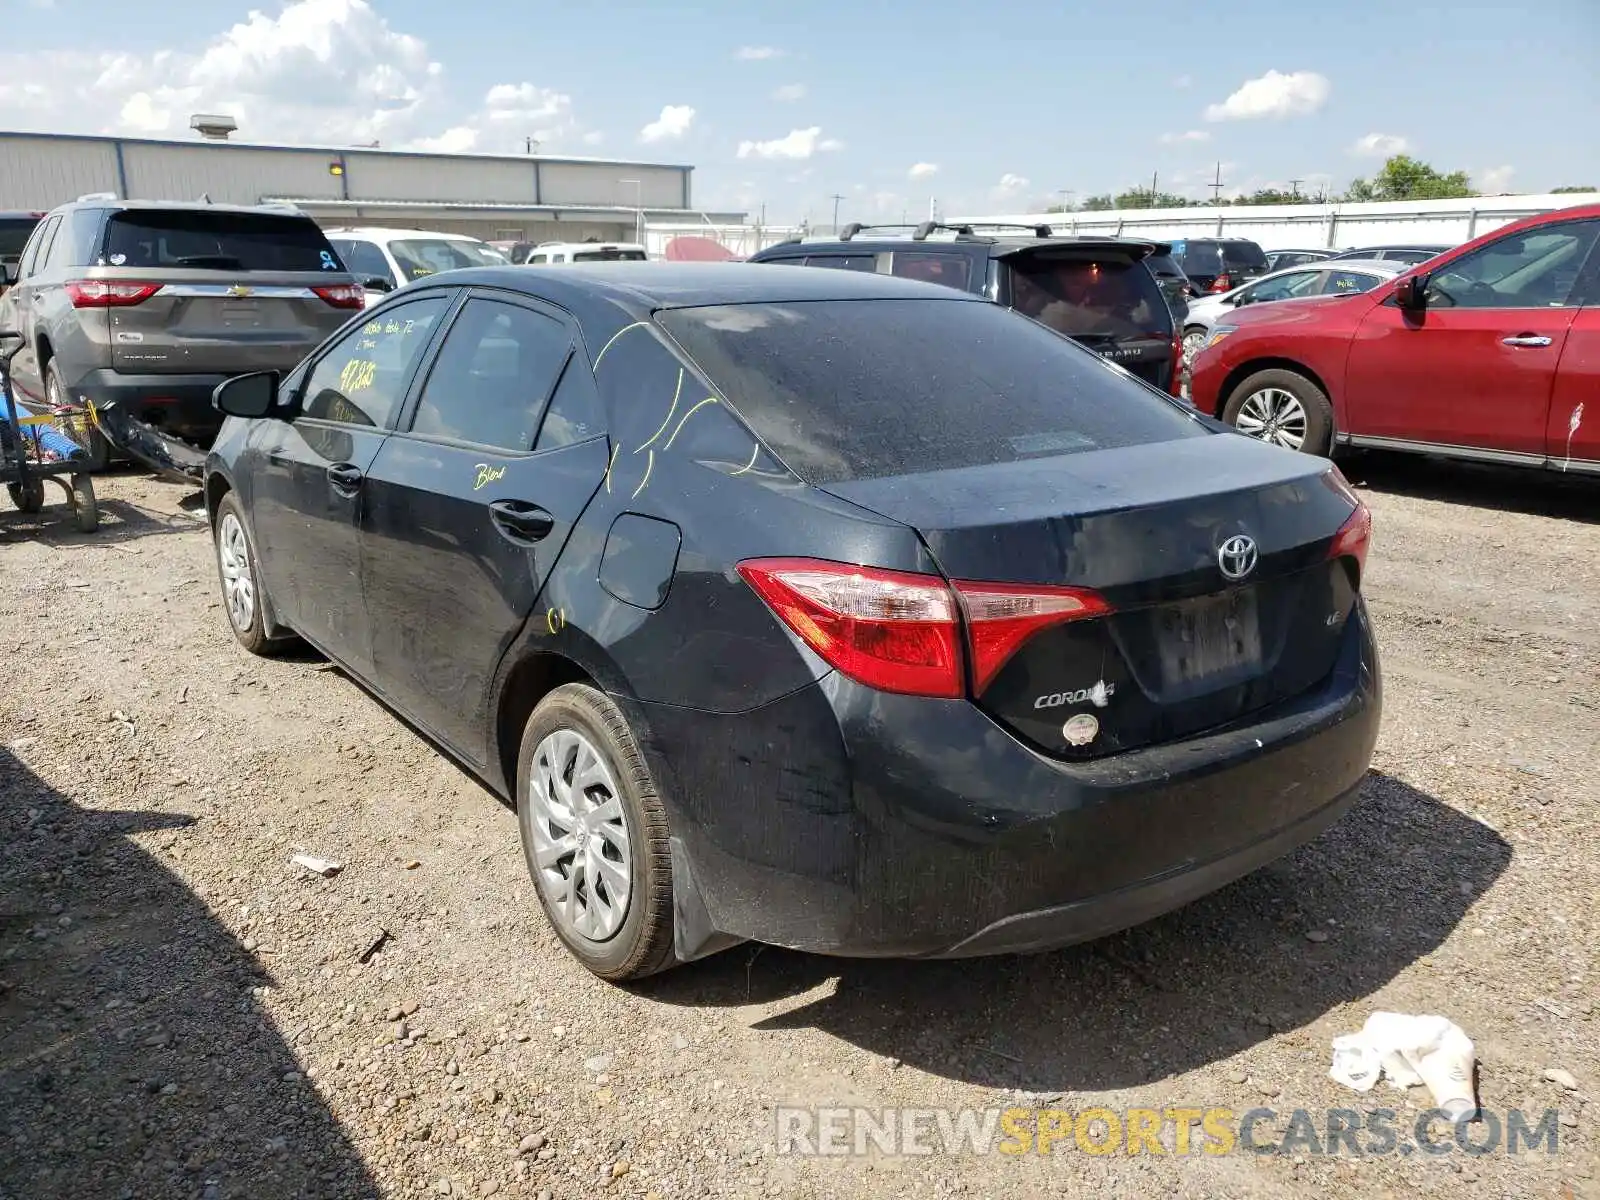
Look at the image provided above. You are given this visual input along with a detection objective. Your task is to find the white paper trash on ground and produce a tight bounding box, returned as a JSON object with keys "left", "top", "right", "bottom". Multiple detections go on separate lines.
{"left": 1329, "top": 1012, "right": 1478, "bottom": 1123}
{"left": 290, "top": 854, "right": 343, "bottom": 878}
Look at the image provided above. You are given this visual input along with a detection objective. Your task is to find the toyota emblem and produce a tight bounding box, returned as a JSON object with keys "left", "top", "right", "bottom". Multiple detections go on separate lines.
{"left": 1217, "top": 534, "right": 1258, "bottom": 581}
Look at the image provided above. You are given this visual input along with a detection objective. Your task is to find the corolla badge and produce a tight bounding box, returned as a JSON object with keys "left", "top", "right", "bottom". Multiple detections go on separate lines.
{"left": 1217, "top": 533, "right": 1258, "bottom": 581}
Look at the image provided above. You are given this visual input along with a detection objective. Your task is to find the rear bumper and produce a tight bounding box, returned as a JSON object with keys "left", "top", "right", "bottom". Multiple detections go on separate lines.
{"left": 62, "top": 369, "right": 226, "bottom": 480}
{"left": 635, "top": 598, "right": 1381, "bottom": 959}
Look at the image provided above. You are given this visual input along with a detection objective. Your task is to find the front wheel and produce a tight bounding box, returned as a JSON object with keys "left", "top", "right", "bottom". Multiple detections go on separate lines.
{"left": 7, "top": 479, "right": 45, "bottom": 513}
{"left": 1181, "top": 325, "right": 1208, "bottom": 366}
{"left": 213, "top": 492, "right": 294, "bottom": 655}
{"left": 517, "top": 683, "right": 678, "bottom": 981}
{"left": 1222, "top": 368, "right": 1333, "bottom": 456}
{"left": 71, "top": 474, "right": 98, "bottom": 533}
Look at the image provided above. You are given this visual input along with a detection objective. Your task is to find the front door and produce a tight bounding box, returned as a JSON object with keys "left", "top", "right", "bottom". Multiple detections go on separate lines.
{"left": 248, "top": 291, "right": 452, "bottom": 676}
{"left": 0, "top": 215, "right": 60, "bottom": 403}
{"left": 1344, "top": 218, "right": 1600, "bottom": 456}
{"left": 360, "top": 292, "right": 610, "bottom": 765}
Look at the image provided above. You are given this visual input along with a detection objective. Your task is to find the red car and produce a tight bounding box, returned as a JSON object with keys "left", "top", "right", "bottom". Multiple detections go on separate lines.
{"left": 1190, "top": 204, "right": 1600, "bottom": 473}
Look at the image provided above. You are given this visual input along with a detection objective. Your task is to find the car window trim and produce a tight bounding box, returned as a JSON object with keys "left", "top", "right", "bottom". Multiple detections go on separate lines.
{"left": 292, "top": 287, "right": 462, "bottom": 432}
{"left": 392, "top": 286, "right": 579, "bottom": 448}
{"left": 23, "top": 215, "right": 61, "bottom": 278}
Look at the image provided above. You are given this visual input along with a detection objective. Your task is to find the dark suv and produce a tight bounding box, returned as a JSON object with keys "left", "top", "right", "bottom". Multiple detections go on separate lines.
{"left": 0, "top": 198, "right": 363, "bottom": 477}
{"left": 749, "top": 222, "right": 1182, "bottom": 394}
{"left": 1168, "top": 237, "right": 1271, "bottom": 295}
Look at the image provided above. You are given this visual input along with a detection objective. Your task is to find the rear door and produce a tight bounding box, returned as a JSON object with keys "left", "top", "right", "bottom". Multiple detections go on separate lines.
{"left": 0, "top": 216, "right": 57, "bottom": 400}
{"left": 95, "top": 208, "right": 358, "bottom": 376}
{"left": 249, "top": 291, "right": 453, "bottom": 677}
{"left": 359, "top": 291, "right": 611, "bottom": 765}
{"left": 999, "top": 246, "right": 1177, "bottom": 391}
{"left": 1344, "top": 218, "right": 1599, "bottom": 455}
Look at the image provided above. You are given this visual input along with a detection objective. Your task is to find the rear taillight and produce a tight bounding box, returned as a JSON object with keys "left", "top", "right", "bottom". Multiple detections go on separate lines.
{"left": 313, "top": 283, "right": 366, "bottom": 309}
{"left": 737, "top": 557, "right": 1111, "bottom": 698}
{"left": 1208, "top": 273, "right": 1232, "bottom": 294}
{"left": 1168, "top": 333, "right": 1185, "bottom": 398}
{"left": 1322, "top": 468, "right": 1372, "bottom": 581}
{"left": 65, "top": 280, "right": 161, "bottom": 308}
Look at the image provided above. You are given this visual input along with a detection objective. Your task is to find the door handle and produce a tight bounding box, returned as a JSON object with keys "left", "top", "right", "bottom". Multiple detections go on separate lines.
{"left": 1502, "top": 335, "right": 1552, "bottom": 348}
{"left": 489, "top": 499, "right": 555, "bottom": 543}
{"left": 327, "top": 462, "right": 364, "bottom": 492}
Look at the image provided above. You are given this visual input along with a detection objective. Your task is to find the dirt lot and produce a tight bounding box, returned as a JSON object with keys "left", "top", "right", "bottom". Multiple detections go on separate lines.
{"left": 1, "top": 456, "right": 1596, "bottom": 1200}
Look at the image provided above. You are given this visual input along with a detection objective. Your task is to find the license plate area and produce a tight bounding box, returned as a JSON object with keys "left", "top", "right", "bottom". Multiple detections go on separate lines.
{"left": 1155, "top": 589, "right": 1262, "bottom": 698}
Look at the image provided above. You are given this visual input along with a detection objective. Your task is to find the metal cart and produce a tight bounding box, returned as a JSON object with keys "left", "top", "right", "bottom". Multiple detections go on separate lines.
{"left": 0, "top": 332, "right": 99, "bottom": 533}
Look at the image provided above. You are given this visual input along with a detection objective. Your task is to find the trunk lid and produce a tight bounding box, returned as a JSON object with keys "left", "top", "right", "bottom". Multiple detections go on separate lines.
{"left": 820, "top": 433, "right": 1362, "bottom": 759}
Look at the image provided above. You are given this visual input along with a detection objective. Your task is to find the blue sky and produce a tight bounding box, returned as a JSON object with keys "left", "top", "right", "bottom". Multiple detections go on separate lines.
{"left": 2, "top": 0, "right": 1596, "bottom": 224}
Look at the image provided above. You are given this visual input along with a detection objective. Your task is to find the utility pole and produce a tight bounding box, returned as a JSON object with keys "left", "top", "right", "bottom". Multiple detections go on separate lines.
{"left": 1289, "top": 178, "right": 1303, "bottom": 200}
{"left": 1150, "top": 170, "right": 1158, "bottom": 208}
{"left": 1056, "top": 188, "right": 1073, "bottom": 213}
{"left": 525, "top": 136, "right": 541, "bottom": 155}
{"left": 830, "top": 193, "right": 845, "bottom": 234}
{"left": 1209, "top": 161, "right": 1225, "bottom": 204}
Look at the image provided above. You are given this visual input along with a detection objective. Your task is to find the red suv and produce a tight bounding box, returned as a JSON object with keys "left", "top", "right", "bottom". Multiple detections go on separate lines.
{"left": 1190, "top": 205, "right": 1600, "bottom": 473}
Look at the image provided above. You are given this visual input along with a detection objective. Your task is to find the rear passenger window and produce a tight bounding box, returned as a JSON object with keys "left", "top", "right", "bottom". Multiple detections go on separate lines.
{"left": 804, "top": 255, "right": 875, "bottom": 271}
{"left": 888, "top": 252, "right": 971, "bottom": 291}
{"left": 22, "top": 216, "right": 60, "bottom": 278}
{"left": 301, "top": 295, "right": 449, "bottom": 428}
{"left": 410, "top": 298, "right": 572, "bottom": 451}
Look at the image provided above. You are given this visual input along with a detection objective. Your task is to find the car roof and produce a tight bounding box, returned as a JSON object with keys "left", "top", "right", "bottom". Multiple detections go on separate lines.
{"left": 759, "top": 234, "right": 1164, "bottom": 259}
{"left": 51, "top": 198, "right": 314, "bottom": 219}
{"left": 412, "top": 261, "right": 988, "bottom": 318}
{"left": 1316, "top": 258, "right": 1403, "bottom": 273}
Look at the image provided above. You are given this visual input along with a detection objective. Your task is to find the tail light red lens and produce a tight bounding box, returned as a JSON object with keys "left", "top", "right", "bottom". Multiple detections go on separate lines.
{"left": 1168, "top": 333, "right": 1185, "bottom": 398}
{"left": 1321, "top": 468, "right": 1372, "bottom": 582}
{"left": 1208, "top": 273, "right": 1232, "bottom": 294}
{"left": 65, "top": 280, "right": 161, "bottom": 308}
{"left": 737, "top": 558, "right": 1112, "bottom": 698}
{"left": 313, "top": 283, "right": 366, "bottom": 309}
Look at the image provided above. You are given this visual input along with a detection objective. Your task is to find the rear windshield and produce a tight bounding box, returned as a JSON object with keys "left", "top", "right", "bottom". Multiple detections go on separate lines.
{"left": 1145, "top": 254, "right": 1185, "bottom": 278}
{"left": 0, "top": 217, "right": 39, "bottom": 261}
{"left": 1177, "top": 241, "right": 1270, "bottom": 274}
{"left": 658, "top": 299, "right": 1204, "bottom": 485}
{"left": 102, "top": 210, "right": 343, "bottom": 272}
{"left": 1006, "top": 254, "right": 1174, "bottom": 340}
{"left": 389, "top": 238, "right": 507, "bottom": 280}
{"left": 573, "top": 248, "right": 647, "bottom": 262}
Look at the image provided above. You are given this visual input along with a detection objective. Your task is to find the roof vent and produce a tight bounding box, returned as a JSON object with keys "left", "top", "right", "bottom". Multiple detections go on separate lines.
{"left": 190, "top": 113, "right": 238, "bottom": 141}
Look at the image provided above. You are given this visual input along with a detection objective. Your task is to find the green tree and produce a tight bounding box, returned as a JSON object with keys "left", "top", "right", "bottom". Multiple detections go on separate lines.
{"left": 1552, "top": 185, "right": 1597, "bottom": 194}
{"left": 1078, "top": 194, "right": 1115, "bottom": 211}
{"left": 1228, "top": 188, "right": 1304, "bottom": 206}
{"left": 1112, "top": 188, "right": 1190, "bottom": 209}
{"left": 1343, "top": 155, "right": 1475, "bottom": 202}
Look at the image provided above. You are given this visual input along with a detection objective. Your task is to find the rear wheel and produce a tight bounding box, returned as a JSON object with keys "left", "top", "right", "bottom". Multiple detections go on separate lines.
{"left": 71, "top": 474, "right": 98, "bottom": 533}
{"left": 1181, "top": 325, "right": 1207, "bottom": 366}
{"left": 516, "top": 683, "right": 677, "bottom": 981}
{"left": 7, "top": 479, "right": 44, "bottom": 513}
{"left": 1223, "top": 368, "right": 1333, "bottom": 456}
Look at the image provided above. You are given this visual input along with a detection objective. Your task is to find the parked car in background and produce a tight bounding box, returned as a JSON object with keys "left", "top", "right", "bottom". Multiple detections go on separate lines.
{"left": 523, "top": 241, "right": 649, "bottom": 264}
{"left": 204, "top": 261, "right": 1379, "bottom": 981}
{"left": 1190, "top": 205, "right": 1600, "bottom": 468}
{"left": 1326, "top": 244, "right": 1452, "bottom": 266}
{"left": 325, "top": 228, "right": 509, "bottom": 306}
{"left": 1265, "top": 249, "right": 1335, "bottom": 271}
{"left": 0, "top": 199, "right": 362, "bottom": 477}
{"left": 0, "top": 210, "right": 44, "bottom": 293}
{"left": 1168, "top": 237, "right": 1271, "bottom": 294}
{"left": 1144, "top": 247, "right": 1194, "bottom": 323}
{"left": 751, "top": 222, "right": 1184, "bottom": 394}
{"left": 489, "top": 239, "right": 536, "bottom": 264}
{"left": 1181, "top": 260, "right": 1403, "bottom": 364}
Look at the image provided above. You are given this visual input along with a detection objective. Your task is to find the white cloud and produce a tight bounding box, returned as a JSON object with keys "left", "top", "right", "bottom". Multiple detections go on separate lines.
{"left": 1351, "top": 132, "right": 1409, "bottom": 157}
{"left": 1479, "top": 165, "right": 1515, "bottom": 193}
{"left": 908, "top": 162, "right": 939, "bottom": 180}
{"left": 736, "top": 126, "right": 841, "bottom": 160}
{"left": 771, "top": 83, "right": 806, "bottom": 102}
{"left": 639, "top": 104, "right": 695, "bottom": 143}
{"left": 735, "top": 46, "right": 782, "bottom": 61}
{"left": 411, "top": 125, "right": 478, "bottom": 154}
{"left": 0, "top": 0, "right": 596, "bottom": 153}
{"left": 1159, "top": 129, "right": 1211, "bottom": 145}
{"left": 993, "top": 173, "right": 1029, "bottom": 196}
{"left": 1204, "top": 70, "right": 1330, "bottom": 121}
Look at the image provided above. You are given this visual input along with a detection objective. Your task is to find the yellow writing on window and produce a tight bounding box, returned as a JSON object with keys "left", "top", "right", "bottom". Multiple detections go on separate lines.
{"left": 340, "top": 359, "right": 377, "bottom": 393}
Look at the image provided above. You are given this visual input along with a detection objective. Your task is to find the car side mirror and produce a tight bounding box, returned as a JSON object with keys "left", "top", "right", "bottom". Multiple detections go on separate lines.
{"left": 1393, "top": 275, "right": 1427, "bottom": 311}
{"left": 213, "top": 371, "right": 282, "bottom": 419}
{"left": 362, "top": 276, "right": 393, "bottom": 293}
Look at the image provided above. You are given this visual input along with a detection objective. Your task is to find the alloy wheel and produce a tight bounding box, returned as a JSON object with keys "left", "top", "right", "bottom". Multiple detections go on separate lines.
{"left": 1234, "top": 387, "right": 1308, "bottom": 451}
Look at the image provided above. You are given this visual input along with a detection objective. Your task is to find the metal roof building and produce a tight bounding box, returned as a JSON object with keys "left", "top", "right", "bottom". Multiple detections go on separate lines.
{"left": 0, "top": 130, "right": 745, "bottom": 244}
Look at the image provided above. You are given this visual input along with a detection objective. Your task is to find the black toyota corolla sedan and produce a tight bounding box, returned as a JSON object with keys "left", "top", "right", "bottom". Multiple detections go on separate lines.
{"left": 204, "top": 263, "right": 1381, "bottom": 981}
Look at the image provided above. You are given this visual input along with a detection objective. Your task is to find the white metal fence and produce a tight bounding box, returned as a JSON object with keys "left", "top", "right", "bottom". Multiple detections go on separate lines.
{"left": 974, "top": 192, "right": 1600, "bottom": 252}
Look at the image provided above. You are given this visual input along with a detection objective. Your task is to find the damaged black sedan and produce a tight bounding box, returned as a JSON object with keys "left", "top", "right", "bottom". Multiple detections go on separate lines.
{"left": 0, "top": 198, "right": 363, "bottom": 479}
{"left": 204, "top": 263, "right": 1381, "bottom": 982}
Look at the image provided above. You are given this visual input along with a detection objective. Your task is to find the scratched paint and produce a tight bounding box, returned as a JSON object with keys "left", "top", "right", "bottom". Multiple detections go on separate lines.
{"left": 1563, "top": 402, "right": 1584, "bottom": 472}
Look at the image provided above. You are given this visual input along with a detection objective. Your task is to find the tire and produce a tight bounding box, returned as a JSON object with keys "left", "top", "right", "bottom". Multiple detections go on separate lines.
{"left": 71, "top": 474, "right": 98, "bottom": 532}
{"left": 213, "top": 492, "right": 294, "bottom": 656}
{"left": 1222, "top": 367, "right": 1334, "bottom": 456}
{"left": 1181, "top": 325, "right": 1208, "bottom": 367}
{"left": 516, "top": 683, "right": 677, "bottom": 982}
{"left": 47, "top": 361, "right": 111, "bottom": 472}
{"left": 7, "top": 479, "right": 44, "bottom": 513}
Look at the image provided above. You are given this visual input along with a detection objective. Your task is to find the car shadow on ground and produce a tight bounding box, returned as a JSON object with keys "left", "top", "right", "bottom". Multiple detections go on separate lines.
{"left": 0, "top": 491, "right": 207, "bottom": 547}
{"left": 1341, "top": 449, "right": 1598, "bottom": 523}
{"left": 0, "top": 748, "right": 381, "bottom": 1200}
{"left": 642, "top": 771, "right": 1510, "bottom": 1093}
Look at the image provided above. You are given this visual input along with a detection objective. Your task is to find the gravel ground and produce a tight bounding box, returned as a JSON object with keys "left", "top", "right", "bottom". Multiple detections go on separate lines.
{"left": 1, "top": 455, "right": 1596, "bottom": 1200}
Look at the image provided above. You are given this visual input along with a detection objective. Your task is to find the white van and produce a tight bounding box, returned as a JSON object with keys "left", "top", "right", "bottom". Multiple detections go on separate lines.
{"left": 324, "top": 227, "right": 510, "bottom": 306}
{"left": 524, "top": 242, "right": 648, "bottom": 264}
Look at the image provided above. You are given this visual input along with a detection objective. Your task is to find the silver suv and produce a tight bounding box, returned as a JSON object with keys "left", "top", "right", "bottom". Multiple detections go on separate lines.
{"left": 0, "top": 198, "right": 363, "bottom": 478}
